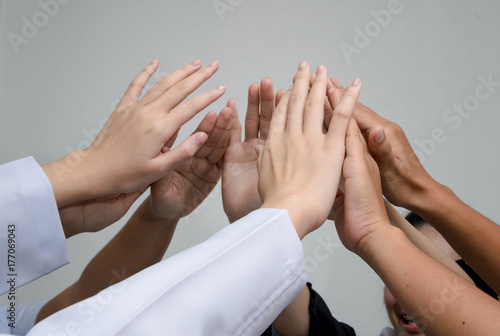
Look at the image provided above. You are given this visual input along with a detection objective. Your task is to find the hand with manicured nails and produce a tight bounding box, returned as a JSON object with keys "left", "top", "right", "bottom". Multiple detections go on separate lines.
{"left": 221, "top": 78, "right": 275, "bottom": 223}
{"left": 332, "top": 119, "right": 390, "bottom": 255}
{"left": 150, "top": 107, "right": 232, "bottom": 221}
{"left": 329, "top": 78, "right": 437, "bottom": 212}
{"left": 258, "top": 62, "right": 361, "bottom": 239}
{"left": 43, "top": 59, "right": 226, "bottom": 210}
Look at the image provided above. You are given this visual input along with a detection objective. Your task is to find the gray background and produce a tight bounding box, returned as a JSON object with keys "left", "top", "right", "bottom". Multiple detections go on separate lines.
{"left": 1, "top": 0, "right": 499, "bottom": 334}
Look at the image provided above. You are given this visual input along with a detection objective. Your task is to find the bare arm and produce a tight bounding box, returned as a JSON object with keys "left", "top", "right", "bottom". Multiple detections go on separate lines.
{"left": 37, "top": 198, "right": 178, "bottom": 322}
{"left": 332, "top": 119, "right": 500, "bottom": 336}
{"left": 330, "top": 78, "right": 500, "bottom": 295}
{"left": 37, "top": 108, "right": 232, "bottom": 322}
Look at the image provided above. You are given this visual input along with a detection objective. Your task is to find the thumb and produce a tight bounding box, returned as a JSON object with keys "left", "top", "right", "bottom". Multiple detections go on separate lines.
{"left": 368, "top": 127, "right": 394, "bottom": 167}
{"left": 158, "top": 132, "right": 208, "bottom": 172}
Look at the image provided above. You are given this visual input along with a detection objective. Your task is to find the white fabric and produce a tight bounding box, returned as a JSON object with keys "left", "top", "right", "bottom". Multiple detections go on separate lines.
{"left": 0, "top": 302, "right": 46, "bottom": 336}
{"left": 0, "top": 157, "right": 69, "bottom": 294}
{"left": 28, "top": 209, "right": 305, "bottom": 336}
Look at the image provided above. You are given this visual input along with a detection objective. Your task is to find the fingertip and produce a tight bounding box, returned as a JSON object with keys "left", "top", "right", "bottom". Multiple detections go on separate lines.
{"left": 219, "top": 107, "right": 233, "bottom": 123}
{"left": 150, "top": 58, "right": 159, "bottom": 67}
{"left": 205, "top": 110, "right": 218, "bottom": 121}
{"left": 195, "top": 132, "right": 208, "bottom": 146}
{"left": 261, "top": 77, "right": 273, "bottom": 87}
{"left": 371, "top": 127, "right": 385, "bottom": 144}
{"left": 248, "top": 83, "right": 260, "bottom": 98}
{"left": 298, "top": 61, "right": 309, "bottom": 71}
{"left": 316, "top": 65, "right": 326, "bottom": 75}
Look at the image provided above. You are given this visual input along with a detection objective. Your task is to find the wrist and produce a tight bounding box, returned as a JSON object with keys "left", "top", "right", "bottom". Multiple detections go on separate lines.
{"left": 355, "top": 222, "right": 403, "bottom": 263}
{"left": 144, "top": 197, "right": 180, "bottom": 227}
{"left": 42, "top": 151, "right": 97, "bottom": 207}
{"left": 261, "top": 194, "right": 320, "bottom": 240}
{"left": 411, "top": 180, "right": 457, "bottom": 218}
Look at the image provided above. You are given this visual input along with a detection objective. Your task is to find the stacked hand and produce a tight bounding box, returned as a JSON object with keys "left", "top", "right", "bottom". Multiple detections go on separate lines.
{"left": 53, "top": 59, "right": 227, "bottom": 236}
{"left": 329, "top": 78, "right": 438, "bottom": 212}
{"left": 150, "top": 108, "right": 232, "bottom": 221}
{"left": 258, "top": 62, "right": 361, "bottom": 239}
{"left": 222, "top": 78, "right": 275, "bottom": 223}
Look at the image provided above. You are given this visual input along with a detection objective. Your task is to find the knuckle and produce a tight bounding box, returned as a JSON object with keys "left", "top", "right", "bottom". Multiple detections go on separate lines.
{"left": 333, "top": 108, "right": 351, "bottom": 121}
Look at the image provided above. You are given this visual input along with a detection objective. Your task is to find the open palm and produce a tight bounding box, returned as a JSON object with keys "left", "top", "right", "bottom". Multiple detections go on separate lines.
{"left": 150, "top": 108, "right": 232, "bottom": 221}
{"left": 222, "top": 78, "right": 275, "bottom": 223}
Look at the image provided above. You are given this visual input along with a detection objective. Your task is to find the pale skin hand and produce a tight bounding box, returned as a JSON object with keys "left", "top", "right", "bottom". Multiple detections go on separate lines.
{"left": 332, "top": 120, "right": 500, "bottom": 336}
{"left": 37, "top": 110, "right": 232, "bottom": 322}
{"left": 42, "top": 59, "right": 226, "bottom": 209}
{"left": 221, "top": 78, "right": 274, "bottom": 223}
{"left": 258, "top": 61, "right": 362, "bottom": 239}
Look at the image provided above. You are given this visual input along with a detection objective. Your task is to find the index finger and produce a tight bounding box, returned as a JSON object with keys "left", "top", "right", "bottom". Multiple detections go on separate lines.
{"left": 117, "top": 59, "right": 159, "bottom": 108}
{"left": 326, "top": 79, "right": 362, "bottom": 143}
{"left": 151, "top": 60, "right": 221, "bottom": 113}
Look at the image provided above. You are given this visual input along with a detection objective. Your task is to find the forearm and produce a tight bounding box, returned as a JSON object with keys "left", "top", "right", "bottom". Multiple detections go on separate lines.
{"left": 37, "top": 197, "right": 178, "bottom": 322}
{"left": 383, "top": 200, "right": 473, "bottom": 284}
{"left": 414, "top": 182, "right": 500, "bottom": 295}
{"left": 273, "top": 286, "right": 310, "bottom": 336}
{"left": 362, "top": 225, "right": 500, "bottom": 336}
{"left": 73, "top": 198, "right": 178, "bottom": 297}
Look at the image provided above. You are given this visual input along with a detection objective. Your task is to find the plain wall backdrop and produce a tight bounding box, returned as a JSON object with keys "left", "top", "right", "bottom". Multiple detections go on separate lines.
{"left": 1, "top": 0, "right": 500, "bottom": 334}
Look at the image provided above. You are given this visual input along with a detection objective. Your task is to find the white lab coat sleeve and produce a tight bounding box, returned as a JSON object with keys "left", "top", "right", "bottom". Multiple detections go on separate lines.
{"left": 27, "top": 209, "right": 306, "bottom": 336}
{"left": 0, "top": 157, "right": 69, "bottom": 294}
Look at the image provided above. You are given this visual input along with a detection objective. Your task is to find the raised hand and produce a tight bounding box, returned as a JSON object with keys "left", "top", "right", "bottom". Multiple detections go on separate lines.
{"left": 329, "top": 78, "right": 436, "bottom": 212}
{"left": 331, "top": 119, "right": 389, "bottom": 254}
{"left": 221, "top": 78, "right": 274, "bottom": 223}
{"left": 43, "top": 59, "right": 226, "bottom": 209}
{"left": 258, "top": 62, "right": 361, "bottom": 239}
{"left": 150, "top": 108, "right": 232, "bottom": 221}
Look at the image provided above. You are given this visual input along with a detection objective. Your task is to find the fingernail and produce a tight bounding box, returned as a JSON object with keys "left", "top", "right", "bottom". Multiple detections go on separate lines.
{"left": 217, "top": 85, "right": 226, "bottom": 91}
{"left": 317, "top": 65, "right": 325, "bottom": 74}
{"left": 299, "top": 61, "right": 308, "bottom": 70}
{"left": 374, "top": 128, "right": 384, "bottom": 144}
{"left": 150, "top": 58, "right": 159, "bottom": 66}
{"left": 352, "top": 78, "right": 361, "bottom": 87}
{"left": 196, "top": 133, "right": 207, "bottom": 146}
{"left": 332, "top": 77, "right": 340, "bottom": 85}
{"left": 289, "top": 84, "right": 294, "bottom": 90}
{"left": 210, "top": 60, "right": 219, "bottom": 68}
{"left": 191, "top": 59, "right": 202, "bottom": 67}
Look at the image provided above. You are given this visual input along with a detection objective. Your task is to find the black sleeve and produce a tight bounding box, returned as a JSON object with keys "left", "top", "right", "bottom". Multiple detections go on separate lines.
{"left": 307, "top": 282, "right": 357, "bottom": 336}
{"left": 455, "top": 259, "right": 498, "bottom": 300}
{"left": 260, "top": 283, "right": 356, "bottom": 336}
